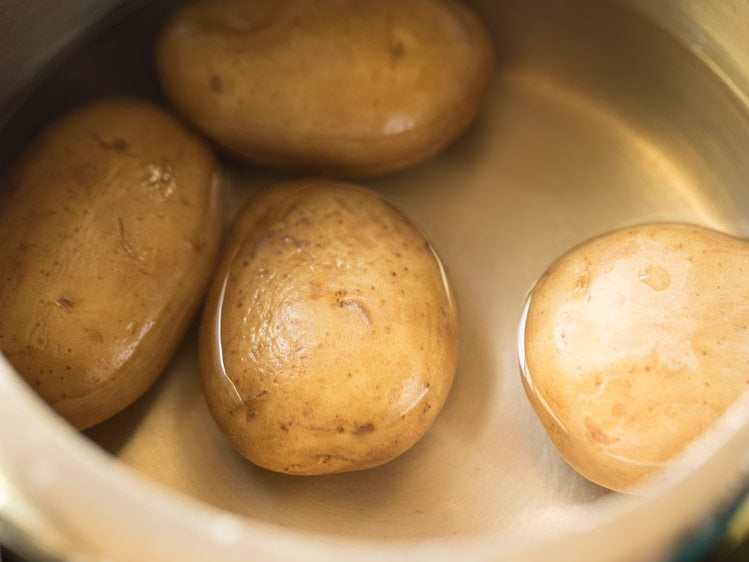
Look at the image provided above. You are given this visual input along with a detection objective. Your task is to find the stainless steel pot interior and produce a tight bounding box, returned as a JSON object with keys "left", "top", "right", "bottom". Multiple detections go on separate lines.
{"left": 0, "top": 1, "right": 748, "bottom": 561}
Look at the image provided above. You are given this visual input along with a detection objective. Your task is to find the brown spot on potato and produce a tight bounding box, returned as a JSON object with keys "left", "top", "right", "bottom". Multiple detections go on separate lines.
{"left": 338, "top": 298, "right": 372, "bottom": 324}
{"left": 112, "top": 138, "right": 129, "bottom": 152}
{"left": 117, "top": 217, "right": 148, "bottom": 273}
{"left": 390, "top": 38, "right": 406, "bottom": 61}
{"left": 353, "top": 422, "right": 375, "bottom": 434}
{"left": 573, "top": 267, "right": 590, "bottom": 293}
{"left": 210, "top": 74, "right": 223, "bottom": 92}
{"left": 90, "top": 133, "right": 132, "bottom": 154}
{"left": 55, "top": 297, "right": 73, "bottom": 311}
{"left": 86, "top": 329, "right": 104, "bottom": 343}
{"left": 584, "top": 418, "right": 615, "bottom": 445}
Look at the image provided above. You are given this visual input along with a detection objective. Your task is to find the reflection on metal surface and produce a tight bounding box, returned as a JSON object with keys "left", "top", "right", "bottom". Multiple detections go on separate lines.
{"left": 507, "top": 72, "right": 724, "bottom": 231}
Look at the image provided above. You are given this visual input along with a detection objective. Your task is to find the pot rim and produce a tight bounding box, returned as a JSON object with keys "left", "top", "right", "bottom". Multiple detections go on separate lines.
{"left": 1, "top": 353, "right": 747, "bottom": 562}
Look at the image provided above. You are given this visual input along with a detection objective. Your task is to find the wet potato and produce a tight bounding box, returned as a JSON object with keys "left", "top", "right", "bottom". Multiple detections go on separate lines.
{"left": 522, "top": 224, "right": 749, "bottom": 491}
{"left": 200, "top": 180, "right": 459, "bottom": 474}
{"left": 156, "top": 0, "right": 494, "bottom": 176}
{"left": 0, "top": 98, "right": 223, "bottom": 429}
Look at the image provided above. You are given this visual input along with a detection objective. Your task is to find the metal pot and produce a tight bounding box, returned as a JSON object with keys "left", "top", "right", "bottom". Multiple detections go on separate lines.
{"left": 0, "top": 1, "right": 748, "bottom": 560}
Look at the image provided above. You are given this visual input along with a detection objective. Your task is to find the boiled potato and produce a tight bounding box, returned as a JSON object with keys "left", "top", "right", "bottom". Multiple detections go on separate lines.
{"left": 0, "top": 98, "right": 223, "bottom": 429}
{"left": 200, "top": 180, "right": 459, "bottom": 474}
{"left": 522, "top": 224, "right": 749, "bottom": 491}
{"left": 155, "top": 0, "right": 494, "bottom": 176}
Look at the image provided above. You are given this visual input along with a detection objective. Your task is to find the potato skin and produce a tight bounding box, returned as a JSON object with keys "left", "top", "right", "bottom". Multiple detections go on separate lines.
{"left": 155, "top": 0, "right": 494, "bottom": 176}
{"left": 200, "top": 180, "right": 458, "bottom": 474}
{"left": 522, "top": 224, "right": 749, "bottom": 491}
{"left": 0, "top": 98, "right": 223, "bottom": 429}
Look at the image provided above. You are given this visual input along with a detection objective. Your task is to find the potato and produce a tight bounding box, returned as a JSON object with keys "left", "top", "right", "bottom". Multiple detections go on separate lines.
{"left": 521, "top": 224, "right": 749, "bottom": 491}
{"left": 0, "top": 98, "right": 223, "bottom": 429}
{"left": 200, "top": 180, "right": 459, "bottom": 474}
{"left": 155, "top": 0, "right": 494, "bottom": 176}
